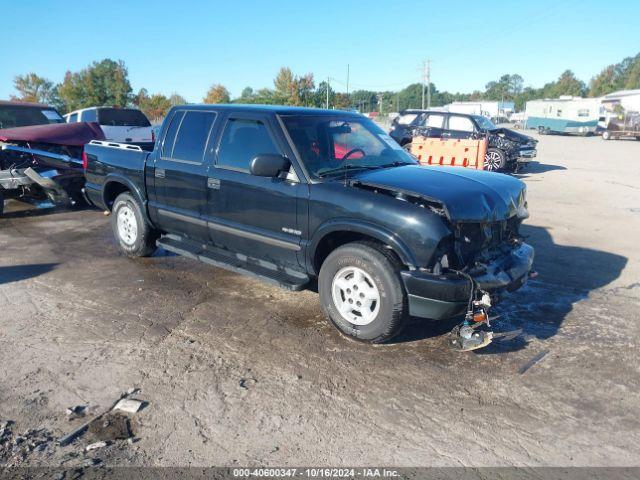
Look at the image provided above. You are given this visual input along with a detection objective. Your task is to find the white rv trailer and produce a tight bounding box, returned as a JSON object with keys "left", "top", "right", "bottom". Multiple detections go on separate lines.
{"left": 524, "top": 96, "right": 600, "bottom": 134}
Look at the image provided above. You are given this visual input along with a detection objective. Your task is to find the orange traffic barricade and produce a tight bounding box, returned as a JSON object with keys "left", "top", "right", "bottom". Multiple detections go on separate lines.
{"left": 410, "top": 137, "right": 487, "bottom": 170}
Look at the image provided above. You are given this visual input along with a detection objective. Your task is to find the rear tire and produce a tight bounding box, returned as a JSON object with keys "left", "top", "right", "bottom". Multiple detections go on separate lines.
{"left": 111, "top": 192, "right": 158, "bottom": 257}
{"left": 319, "top": 242, "right": 408, "bottom": 343}
{"left": 0, "top": 189, "right": 4, "bottom": 217}
{"left": 484, "top": 148, "right": 506, "bottom": 172}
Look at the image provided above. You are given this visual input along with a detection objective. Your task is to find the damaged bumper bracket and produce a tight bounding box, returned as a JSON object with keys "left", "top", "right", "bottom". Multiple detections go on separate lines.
{"left": 400, "top": 242, "right": 535, "bottom": 321}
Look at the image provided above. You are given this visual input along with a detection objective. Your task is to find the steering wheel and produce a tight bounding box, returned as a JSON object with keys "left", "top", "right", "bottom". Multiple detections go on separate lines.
{"left": 340, "top": 148, "right": 366, "bottom": 162}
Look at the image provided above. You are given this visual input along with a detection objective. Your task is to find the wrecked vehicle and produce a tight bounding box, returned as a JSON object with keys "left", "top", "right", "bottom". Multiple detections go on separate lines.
{"left": 84, "top": 105, "right": 534, "bottom": 350}
{"left": 0, "top": 101, "right": 105, "bottom": 215}
{"left": 601, "top": 113, "right": 640, "bottom": 140}
{"left": 389, "top": 109, "right": 538, "bottom": 172}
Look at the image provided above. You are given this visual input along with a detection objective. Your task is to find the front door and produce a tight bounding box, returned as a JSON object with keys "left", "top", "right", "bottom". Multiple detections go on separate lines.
{"left": 149, "top": 109, "right": 218, "bottom": 240}
{"left": 444, "top": 114, "right": 477, "bottom": 140}
{"left": 206, "top": 113, "right": 303, "bottom": 269}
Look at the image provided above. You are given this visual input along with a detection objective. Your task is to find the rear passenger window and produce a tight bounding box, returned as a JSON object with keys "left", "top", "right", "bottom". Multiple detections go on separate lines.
{"left": 171, "top": 111, "right": 216, "bottom": 163}
{"left": 161, "top": 111, "right": 184, "bottom": 158}
{"left": 217, "top": 118, "right": 280, "bottom": 171}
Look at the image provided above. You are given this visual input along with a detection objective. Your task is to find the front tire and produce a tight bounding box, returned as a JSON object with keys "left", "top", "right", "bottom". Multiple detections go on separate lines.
{"left": 319, "top": 242, "right": 408, "bottom": 343}
{"left": 484, "top": 148, "right": 506, "bottom": 172}
{"left": 602, "top": 131, "right": 611, "bottom": 140}
{"left": 111, "top": 192, "right": 158, "bottom": 257}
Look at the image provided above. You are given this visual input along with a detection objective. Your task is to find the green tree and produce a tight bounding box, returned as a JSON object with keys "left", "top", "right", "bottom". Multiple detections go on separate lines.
{"left": 168, "top": 93, "right": 187, "bottom": 106}
{"left": 139, "top": 94, "right": 172, "bottom": 122}
{"left": 57, "top": 59, "right": 132, "bottom": 111}
{"left": 203, "top": 84, "right": 230, "bottom": 104}
{"left": 12, "top": 73, "right": 57, "bottom": 104}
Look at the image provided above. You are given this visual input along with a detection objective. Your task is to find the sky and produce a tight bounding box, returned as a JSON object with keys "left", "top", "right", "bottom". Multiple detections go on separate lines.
{"left": 2, "top": 0, "right": 640, "bottom": 102}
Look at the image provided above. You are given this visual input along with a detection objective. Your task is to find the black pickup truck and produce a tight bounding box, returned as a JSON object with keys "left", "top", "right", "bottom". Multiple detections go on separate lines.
{"left": 84, "top": 105, "right": 534, "bottom": 349}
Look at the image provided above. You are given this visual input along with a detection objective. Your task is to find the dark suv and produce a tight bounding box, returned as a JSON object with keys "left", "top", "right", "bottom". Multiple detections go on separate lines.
{"left": 389, "top": 109, "right": 538, "bottom": 172}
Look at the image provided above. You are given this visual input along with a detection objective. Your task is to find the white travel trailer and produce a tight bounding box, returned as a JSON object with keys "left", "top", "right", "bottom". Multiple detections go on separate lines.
{"left": 524, "top": 96, "right": 600, "bottom": 134}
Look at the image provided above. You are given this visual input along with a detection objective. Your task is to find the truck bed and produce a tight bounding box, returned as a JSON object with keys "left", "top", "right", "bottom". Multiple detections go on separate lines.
{"left": 83, "top": 140, "right": 151, "bottom": 210}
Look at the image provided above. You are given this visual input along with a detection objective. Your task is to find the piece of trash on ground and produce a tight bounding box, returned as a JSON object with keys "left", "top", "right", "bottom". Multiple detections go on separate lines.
{"left": 85, "top": 440, "right": 108, "bottom": 452}
{"left": 113, "top": 398, "right": 144, "bottom": 413}
{"left": 518, "top": 349, "right": 550, "bottom": 374}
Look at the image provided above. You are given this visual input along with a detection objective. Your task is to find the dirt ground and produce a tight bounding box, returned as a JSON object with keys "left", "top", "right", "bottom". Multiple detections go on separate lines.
{"left": 0, "top": 132, "right": 639, "bottom": 469}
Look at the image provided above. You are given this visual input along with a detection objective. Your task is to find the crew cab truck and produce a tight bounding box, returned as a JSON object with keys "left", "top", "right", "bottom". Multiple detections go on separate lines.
{"left": 84, "top": 105, "right": 534, "bottom": 349}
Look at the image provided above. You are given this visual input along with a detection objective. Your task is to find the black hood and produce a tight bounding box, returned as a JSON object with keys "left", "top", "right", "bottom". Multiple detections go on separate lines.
{"left": 488, "top": 127, "right": 537, "bottom": 145}
{"left": 351, "top": 165, "right": 527, "bottom": 223}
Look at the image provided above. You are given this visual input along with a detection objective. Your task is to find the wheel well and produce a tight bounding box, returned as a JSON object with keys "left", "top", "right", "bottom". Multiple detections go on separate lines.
{"left": 103, "top": 181, "right": 130, "bottom": 210}
{"left": 313, "top": 231, "right": 405, "bottom": 273}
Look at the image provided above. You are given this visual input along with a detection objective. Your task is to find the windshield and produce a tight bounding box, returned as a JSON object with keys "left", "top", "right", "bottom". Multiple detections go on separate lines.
{"left": 0, "top": 105, "right": 64, "bottom": 129}
{"left": 282, "top": 115, "right": 416, "bottom": 178}
{"left": 97, "top": 108, "right": 151, "bottom": 127}
{"left": 472, "top": 115, "right": 497, "bottom": 130}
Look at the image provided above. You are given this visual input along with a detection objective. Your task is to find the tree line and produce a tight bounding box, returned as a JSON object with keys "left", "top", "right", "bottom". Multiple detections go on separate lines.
{"left": 11, "top": 52, "right": 640, "bottom": 121}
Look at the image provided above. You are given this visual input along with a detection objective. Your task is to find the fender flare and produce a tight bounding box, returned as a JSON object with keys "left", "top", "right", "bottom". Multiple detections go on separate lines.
{"left": 102, "top": 174, "right": 152, "bottom": 225}
{"left": 307, "top": 218, "right": 417, "bottom": 274}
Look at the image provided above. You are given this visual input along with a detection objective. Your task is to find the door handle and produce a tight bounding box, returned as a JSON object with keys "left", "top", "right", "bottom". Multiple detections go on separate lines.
{"left": 155, "top": 168, "right": 165, "bottom": 179}
{"left": 207, "top": 178, "right": 220, "bottom": 190}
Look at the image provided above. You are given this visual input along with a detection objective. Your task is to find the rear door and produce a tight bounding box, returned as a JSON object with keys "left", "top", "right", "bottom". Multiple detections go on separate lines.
{"left": 206, "top": 112, "right": 303, "bottom": 269}
{"left": 444, "top": 114, "right": 477, "bottom": 139}
{"left": 150, "top": 109, "right": 218, "bottom": 241}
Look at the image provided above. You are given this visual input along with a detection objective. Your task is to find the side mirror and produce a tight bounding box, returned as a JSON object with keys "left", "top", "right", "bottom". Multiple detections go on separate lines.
{"left": 250, "top": 154, "right": 290, "bottom": 177}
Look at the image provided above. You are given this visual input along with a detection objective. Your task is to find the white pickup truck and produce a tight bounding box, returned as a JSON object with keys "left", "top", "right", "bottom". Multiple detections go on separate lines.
{"left": 64, "top": 107, "right": 153, "bottom": 148}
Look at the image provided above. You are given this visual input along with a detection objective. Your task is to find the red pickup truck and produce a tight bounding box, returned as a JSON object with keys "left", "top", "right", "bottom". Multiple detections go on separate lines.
{"left": 0, "top": 101, "right": 104, "bottom": 215}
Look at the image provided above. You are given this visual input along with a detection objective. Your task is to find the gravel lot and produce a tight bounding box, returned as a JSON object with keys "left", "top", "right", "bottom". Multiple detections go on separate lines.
{"left": 0, "top": 132, "right": 639, "bottom": 469}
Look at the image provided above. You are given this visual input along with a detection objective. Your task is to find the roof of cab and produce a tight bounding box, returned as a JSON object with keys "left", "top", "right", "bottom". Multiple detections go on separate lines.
{"left": 168, "top": 104, "right": 361, "bottom": 116}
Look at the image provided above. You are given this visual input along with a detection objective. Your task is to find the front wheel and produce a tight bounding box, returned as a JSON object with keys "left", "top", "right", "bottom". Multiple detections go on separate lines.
{"left": 484, "top": 148, "right": 506, "bottom": 172}
{"left": 319, "top": 242, "right": 408, "bottom": 343}
{"left": 111, "top": 192, "right": 158, "bottom": 257}
{"left": 602, "top": 131, "right": 611, "bottom": 140}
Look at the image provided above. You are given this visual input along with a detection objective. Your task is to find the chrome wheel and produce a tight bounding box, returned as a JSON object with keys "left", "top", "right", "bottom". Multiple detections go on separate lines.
{"left": 116, "top": 204, "right": 138, "bottom": 246}
{"left": 484, "top": 150, "right": 502, "bottom": 171}
{"left": 331, "top": 266, "right": 381, "bottom": 326}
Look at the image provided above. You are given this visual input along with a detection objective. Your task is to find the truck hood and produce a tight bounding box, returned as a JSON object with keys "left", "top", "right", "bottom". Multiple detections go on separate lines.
{"left": 351, "top": 165, "right": 527, "bottom": 223}
{"left": 0, "top": 122, "right": 105, "bottom": 146}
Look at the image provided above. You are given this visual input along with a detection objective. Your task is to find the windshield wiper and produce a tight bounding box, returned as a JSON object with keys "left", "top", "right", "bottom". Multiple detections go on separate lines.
{"left": 317, "top": 164, "right": 381, "bottom": 177}
{"left": 375, "top": 161, "right": 414, "bottom": 169}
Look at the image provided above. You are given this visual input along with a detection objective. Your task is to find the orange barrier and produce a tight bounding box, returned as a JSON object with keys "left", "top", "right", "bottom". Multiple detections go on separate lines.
{"left": 410, "top": 137, "right": 487, "bottom": 170}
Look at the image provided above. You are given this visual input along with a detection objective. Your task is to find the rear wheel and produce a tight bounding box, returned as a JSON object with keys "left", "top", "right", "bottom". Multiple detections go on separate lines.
{"left": 319, "top": 242, "right": 408, "bottom": 343}
{"left": 0, "top": 189, "right": 4, "bottom": 217}
{"left": 602, "top": 131, "right": 611, "bottom": 140}
{"left": 111, "top": 192, "right": 158, "bottom": 257}
{"left": 484, "top": 148, "right": 506, "bottom": 172}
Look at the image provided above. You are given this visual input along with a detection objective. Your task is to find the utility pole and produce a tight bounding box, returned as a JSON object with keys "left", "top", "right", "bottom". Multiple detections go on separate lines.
{"left": 426, "top": 59, "right": 431, "bottom": 109}
{"left": 421, "top": 59, "right": 432, "bottom": 109}
{"left": 421, "top": 61, "right": 426, "bottom": 110}
{"left": 346, "top": 64, "right": 350, "bottom": 98}
{"left": 326, "top": 76, "right": 330, "bottom": 109}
